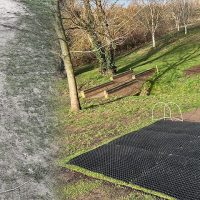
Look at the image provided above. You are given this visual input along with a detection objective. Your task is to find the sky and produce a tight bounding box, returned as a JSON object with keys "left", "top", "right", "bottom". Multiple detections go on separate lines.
{"left": 117, "top": 0, "right": 131, "bottom": 7}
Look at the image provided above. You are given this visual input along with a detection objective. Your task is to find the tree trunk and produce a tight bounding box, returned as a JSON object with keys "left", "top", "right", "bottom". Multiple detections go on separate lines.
{"left": 54, "top": 0, "right": 81, "bottom": 112}
{"left": 95, "top": 0, "right": 116, "bottom": 74}
{"left": 87, "top": 33, "right": 107, "bottom": 74}
{"left": 83, "top": 0, "right": 108, "bottom": 74}
{"left": 104, "top": 40, "right": 116, "bottom": 74}
{"left": 184, "top": 24, "right": 188, "bottom": 34}
{"left": 177, "top": 24, "right": 180, "bottom": 32}
{"left": 152, "top": 32, "right": 156, "bottom": 48}
{"left": 176, "top": 20, "right": 180, "bottom": 32}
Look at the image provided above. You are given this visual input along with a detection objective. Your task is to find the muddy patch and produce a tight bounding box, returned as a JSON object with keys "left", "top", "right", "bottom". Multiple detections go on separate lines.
{"left": 183, "top": 108, "right": 200, "bottom": 122}
{"left": 185, "top": 66, "right": 200, "bottom": 76}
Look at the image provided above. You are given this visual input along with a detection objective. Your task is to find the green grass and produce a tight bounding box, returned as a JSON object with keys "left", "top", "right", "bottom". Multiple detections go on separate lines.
{"left": 57, "top": 26, "right": 200, "bottom": 200}
{"left": 62, "top": 179, "right": 102, "bottom": 199}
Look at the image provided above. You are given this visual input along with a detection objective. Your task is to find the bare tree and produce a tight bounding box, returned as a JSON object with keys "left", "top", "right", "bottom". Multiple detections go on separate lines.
{"left": 135, "top": 0, "right": 165, "bottom": 48}
{"left": 62, "top": 0, "right": 115, "bottom": 74}
{"left": 63, "top": 0, "right": 147, "bottom": 74}
{"left": 54, "top": 0, "right": 81, "bottom": 112}
{"left": 82, "top": 0, "right": 110, "bottom": 74}
{"left": 169, "top": 0, "right": 182, "bottom": 31}
{"left": 180, "top": 0, "right": 192, "bottom": 35}
{"left": 94, "top": 0, "right": 117, "bottom": 74}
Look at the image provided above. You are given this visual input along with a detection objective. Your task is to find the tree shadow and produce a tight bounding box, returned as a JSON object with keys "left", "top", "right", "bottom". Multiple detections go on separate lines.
{"left": 84, "top": 95, "right": 133, "bottom": 110}
{"left": 74, "top": 25, "right": 200, "bottom": 76}
{"left": 117, "top": 25, "right": 200, "bottom": 74}
{"left": 75, "top": 64, "right": 96, "bottom": 76}
{"left": 117, "top": 32, "right": 182, "bottom": 73}
{"left": 85, "top": 46, "right": 200, "bottom": 109}
{"left": 148, "top": 46, "right": 200, "bottom": 94}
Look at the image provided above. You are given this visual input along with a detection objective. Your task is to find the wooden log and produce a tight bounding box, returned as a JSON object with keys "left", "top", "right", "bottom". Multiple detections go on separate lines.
{"left": 81, "top": 68, "right": 156, "bottom": 99}
{"left": 104, "top": 79, "right": 141, "bottom": 98}
{"left": 111, "top": 69, "right": 135, "bottom": 83}
{"left": 81, "top": 81, "right": 120, "bottom": 98}
{"left": 135, "top": 68, "right": 156, "bottom": 81}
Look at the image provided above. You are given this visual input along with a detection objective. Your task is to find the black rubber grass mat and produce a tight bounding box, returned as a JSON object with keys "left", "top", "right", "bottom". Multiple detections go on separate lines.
{"left": 68, "top": 120, "right": 200, "bottom": 200}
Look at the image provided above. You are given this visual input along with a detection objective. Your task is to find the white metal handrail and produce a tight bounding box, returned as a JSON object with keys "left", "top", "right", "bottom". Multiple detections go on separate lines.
{"left": 152, "top": 102, "right": 183, "bottom": 122}
{"left": 167, "top": 102, "right": 184, "bottom": 122}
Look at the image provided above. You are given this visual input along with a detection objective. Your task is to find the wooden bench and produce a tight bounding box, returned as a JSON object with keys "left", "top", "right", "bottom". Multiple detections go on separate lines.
{"left": 80, "top": 81, "right": 120, "bottom": 98}
{"left": 80, "top": 68, "right": 156, "bottom": 99}
{"left": 111, "top": 69, "right": 135, "bottom": 83}
{"left": 104, "top": 79, "right": 141, "bottom": 98}
{"left": 135, "top": 68, "right": 156, "bottom": 81}
{"left": 80, "top": 69, "right": 135, "bottom": 99}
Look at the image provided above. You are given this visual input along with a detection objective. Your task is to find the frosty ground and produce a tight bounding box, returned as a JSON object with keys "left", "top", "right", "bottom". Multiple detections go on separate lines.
{"left": 0, "top": 0, "right": 58, "bottom": 199}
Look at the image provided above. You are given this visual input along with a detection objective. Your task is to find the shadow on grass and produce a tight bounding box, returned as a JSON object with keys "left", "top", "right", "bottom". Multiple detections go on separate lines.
{"left": 77, "top": 25, "right": 200, "bottom": 108}
{"left": 117, "top": 32, "right": 184, "bottom": 73}
{"left": 148, "top": 46, "right": 200, "bottom": 94}
{"left": 84, "top": 96, "right": 128, "bottom": 110}
{"left": 75, "top": 64, "right": 96, "bottom": 76}
{"left": 85, "top": 46, "right": 200, "bottom": 109}
{"left": 74, "top": 25, "right": 200, "bottom": 76}
{"left": 118, "top": 26, "right": 200, "bottom": 74}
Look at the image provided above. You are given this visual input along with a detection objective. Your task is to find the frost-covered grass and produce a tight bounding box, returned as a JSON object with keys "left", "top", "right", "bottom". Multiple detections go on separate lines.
{"left": 0, "top": 0, "right": 58, "bottom": 199}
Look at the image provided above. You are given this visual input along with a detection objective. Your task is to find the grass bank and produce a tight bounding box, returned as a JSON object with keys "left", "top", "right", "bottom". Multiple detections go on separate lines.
{"left": 57, "top": 26, "right": 200, "bottom": 200}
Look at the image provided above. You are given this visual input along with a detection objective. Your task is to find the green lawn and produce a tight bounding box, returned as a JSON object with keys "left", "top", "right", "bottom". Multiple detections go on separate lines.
{"left": 56, "top": 26, "right": 200, "bottom": 200}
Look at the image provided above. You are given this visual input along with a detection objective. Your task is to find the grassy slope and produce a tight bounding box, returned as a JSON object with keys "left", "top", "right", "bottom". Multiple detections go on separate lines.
{"left": 57, "top": 26, "right": 200, "bottom": 200}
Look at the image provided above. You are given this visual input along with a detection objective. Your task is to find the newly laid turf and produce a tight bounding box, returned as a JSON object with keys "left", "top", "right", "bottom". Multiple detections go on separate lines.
{"left": 57, "top": 26, "right": 200, "bottom": 200}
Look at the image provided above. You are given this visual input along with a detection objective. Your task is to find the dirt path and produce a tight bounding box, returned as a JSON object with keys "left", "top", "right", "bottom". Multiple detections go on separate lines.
{"left": 183, "top": 108, "right": 200, "bottom": 122}
{"left": 0, "top": 0, "right": 58, "bottom": 199}
{"left": 185, "top": 66, "right": 200, "bottom": 76}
